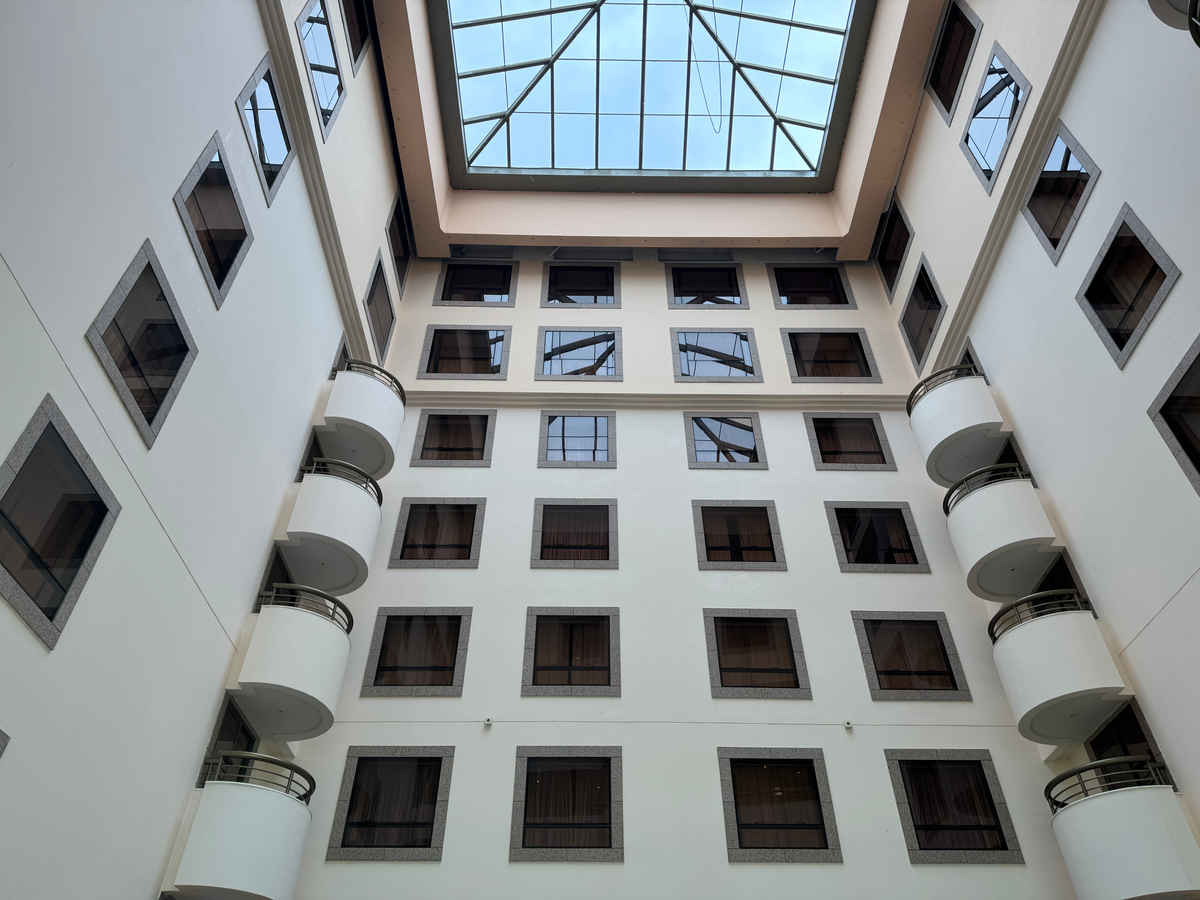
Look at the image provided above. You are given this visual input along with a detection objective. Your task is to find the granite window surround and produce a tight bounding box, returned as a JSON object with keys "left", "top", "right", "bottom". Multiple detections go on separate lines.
{"left": 850, "top": 611, "right": 971, "bottom": 701}
{"left": 338, "top": 0, "right": 373, "bottom": 75}
{"left": 717, "top": 747, "right": 840, "bottom": 862}
{"left": 670, "top": 328, "right": 764, "bottom": 383}
{"left": 509, "top": 746, "right": 624, "bottom": 862}
{"left": 824, "top": 501, "right": 930, "bottom": 574}
{"left": 683, "top": 411, "right": 768, "bottom": 469}
{"left": 409, "top": 408, "right": 497, "bottom": 468}
{"left": 538, "top": 410, "right": 617, "bottom": 469}
{"left": 884, "top": 749, "right": 1024, "bottom": 864}
{"left": 0, "top": 395, "right": 121, "bottom": 650}
{"left": 1021, "top": 121, "right": 1101, "bottom": 265}
{"left": 360, "top": 606, "right": 472, "bottom": 697}
{"left": 803, "top": 413, "right": 896, "bottom": 471}
{"left": 86, "top": 240, "right": 199, "bottom": 449}
{"left": 780, "top": 328, "right": 882, "bottom": 384}
{"left": 766, "top": 263, "right": 857, "bottom": 310}
{"left": 432, "top": 260, "right": 517, "bottom": 307}
{"left": 1075, "top": 203, "right": 1181, "bottom": 369}
{"left": 899, "top": 257, "right": 949, "bottom": 374}
{"left": 388, "top": 498, "right": 486, "bottom": 569}
{"left": 960, "top": 43, "right": 1032, "bottom": 194}
{"left": 530, "top": 498, "right": 618, "bottom": 569}
{"left": 541, "top": 262, "right": 621, "bottom": 308}
{"left": 386, "top": 190, "right": 414, "bottom": 297}
{"left": 535, "top": 326, "right": 623, "bottom": 381}
{"left": 296, "top": 0, "right": 346, "bottom": 142}
{"left": 664, "top": 263, "right": 749, "bottom": 309}
{"left": 692, "top": 500, "right": 787, "bottom": 571}
{"left": 362, "top": 251, "right": 395, "bottom": 361}
{"left": 924, "top": 0, "right": 983, "bottom": 125}
{"left": 1148, "top": 332, "right": 1200, "bottom": 498}
{"left": 326, "top": 745, "right": 455, "bottom": 861}
{"left": 703, "top": 608, "right": 810, "bottom": 699}
{"left": 415, "top": 325, "right": 513, "bottom": 380}
{"left": 236, "top": 53, "right": 297, "bottom": 206}
{"left": 521, "top": 607, "right": 620, "bottom": 697}
{"left": 874, "top": 197, "right": 915, "bottom": 303}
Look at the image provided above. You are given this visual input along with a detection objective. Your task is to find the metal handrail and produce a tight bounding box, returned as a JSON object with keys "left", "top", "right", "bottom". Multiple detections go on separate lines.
{"left": 1045, "top": 756, "right": 1168, "bottom": 813}
{"left": 906, "top": 364, "right": 982, "bottom": 416}
{"left": 300, "top": 457, "right": 383, "bottom": 506}
{"left": 1190, "top": 0, "right": 1199, "bottom": 48}
{"left": 988, "top": 589, "right": 1092, "bottom": 643}
{"left": 201, "top": 751, "right": 316, "bottom": 804}
{"left": 259, "top": 582, "right": 353, "bottom": 634}
{"left": 340, "top": 358, "right": 406, "bottom": 405}
{"left": 943, "top": 462, "right": 1029, "bottom": 516}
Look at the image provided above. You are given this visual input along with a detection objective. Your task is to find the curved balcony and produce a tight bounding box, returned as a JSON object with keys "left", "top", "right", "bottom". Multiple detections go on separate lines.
{"left": 316, "top": 360, "right": 406, "bottom": 479}
{"left": 230, "top": 585, "right": 354, "bottom": 743}
{"left": 172, "top": 753, "right": 314, "bottom": 900}
{"left": 944, "top": 464, "right": 1059, "bottom": 601}
{"left": 989, "top": 591, "right": 1126, "bottom": 745}
{"left": 277, "top": 459, "right": 382, "bottom": 596}
{"left": 908, "top": 366, "right": 1011, "bottom": 487}
{"left": 1047, "top": 758, "right": 1200, "bottom": 900}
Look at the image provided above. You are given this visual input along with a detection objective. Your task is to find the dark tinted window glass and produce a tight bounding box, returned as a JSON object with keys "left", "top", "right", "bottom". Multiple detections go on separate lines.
{"left": 692, "top": 416, "right": 757, "bottom": 463}
{"left": 343, "top": 757, "right": 442, "bottom": 848}
{"left": 1084, "top": 224, "right": 1166, "bottom": 351}
{"left": 730, "top": 760, "right": 826, "bottom": 849}
{"left": 387, "top": 202, "right": 411, "bottom": 291}
{"left": 375, "top": 615, "right": 461, "bottom": 686}
{"left": 774, "top": 267, "right": 847, "bottom": 305}
{"left": 865, "top": 620, "right": 956, "bottom": 690}
{"left": 899, "top": 760, "right": 1006, "bottom": 850}
{"left": 678, "top": 331, "right": 755, "bottom": 377}
{"left": 364, "top": 266, "right": 394, "bottom": 358}
{"left": 1034, "top": 554, "right": 1078, "bottom": 593}
{"left": 702, "top": 506, "right": 775, "bottom": 562}
{"left": 533, "top": 616, "right": 610, "bottom": 685}
{"left": 542, "top": 330, "right": 617, "bottom": 376}
{"left": 965, "top": 54, "right": 1024, "bottom": 179}
{"left": 714, "top": 617, "right": 797, "bottom": 688}
{"left": 343, "top": 0, "right": 371, "bottom": 60}
{"left": 902, "top": 268, "right": 942, "bottom": 363}
{"left": 201, "top": 700, "right": 258, "bottom": 787}
{"left": 876, "top": 203, "right": 911, "bottom": 291}
{"left": 835, "top": 507, "right": 916, "bottom": 565}
{"left": 789, "top": 332, "right": 870, "bottom": 378}
{"left": 523, "top": 757, "right": 611, "bottom": 848}
{"left": 1088, "top": 704, "right": 1152, "bottom": 761}
{"left": 540, "top": 505, "right": 609, "bottom": 560}
{"left": 1160, "top": 356, "right": 1200, "bottom": 473}
{"left": 547, "top": 415, "right": 608, "bottom": 462}
{"left": 428, "top": 329, "right": 505, "bottom": 374}
{"left": 184, "top": 150, "right": 247, "bottom": 288}
{"left": 102, "top": 264, "right": 189, "bottom": 424}
{"left": 813, "top": 417, "right": 885, "bottom": 464}
{"left": 299, "top": 0, "right": 343, "bottom": 124}
{"left": 421, "top": 414, "right": 488, "bottom": 460}
{"left": 1028, "top": 136, "right": 1090, "bottom": 248}
{"left": 242, "top": 70, "right": 291, "bottom": 188}
{"left": 0, "top": 428, "right": 107, "bottom": 619}
{"left": 672, "top": 266, "right": 741, "bottom": 305}
{"left": 258, "top": 548, "right": 293, "bottom": 603}
{"left": 400, "top": 504, "right": 476, "bottom": 559}
{"left": 443, "top": 264, "right": 512, "bottom": 303}
{"left": 548, "top": 266, "right": 614, "bottom": 304}
{"left": 929, "top": 3, "right": 976, "bottom": 112}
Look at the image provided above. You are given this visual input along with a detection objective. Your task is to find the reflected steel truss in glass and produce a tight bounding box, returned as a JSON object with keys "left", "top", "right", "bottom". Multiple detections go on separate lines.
{"left": 547, "top": 415, "right": 609, "bottom": 461}
{"left": 692, "top": 415, "right": 756, "bottom": 462}
{"left": 678, "top": 330, "right": 754, "bottom": 377}
{"left": 542, "top": 330, "right": 617, "bottom": 376}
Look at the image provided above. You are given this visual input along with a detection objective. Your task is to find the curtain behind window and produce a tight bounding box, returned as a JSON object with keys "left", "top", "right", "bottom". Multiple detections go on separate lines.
{"left": 540, "top": 506, "right": 608, "bottom": 560}
{"left": 730, "top": 760, "right": 827, "bottom": 848}
{"left": 534, "top": 616, "right": 609, "bottom": 685}
{"left": 836, "top": 508, "right": 915, "bottom": 565}
{"left": 702, "top": 507, "right": 775, "bottom": 562}
{"left": 523, "top": 758, "right": 611, "bottom": 848}
{"left": 343, "top": 757, "right": 442, "bottom": 848}
{"left": 790, "top": 332, "right": 869, "bottom": 377}
{"left": 376, "top": 615, "right": 461, "bottom": 686}
{"left": 865, "top": 620, "right": 955, "bottom": 690}
{"left": 814, "top": 418, "right": 884, "bottom": 464}
{"left": 422, "top": 414, "right": 488, "bottom": 460}
{"left": 899, "top": 761, "right": 1005, "bottom": 850}
{"left": 715, "top": 617, "right": 798, "bottom": 688}
{"left": 401, "top": 504, "right": 475, "bottom": 559}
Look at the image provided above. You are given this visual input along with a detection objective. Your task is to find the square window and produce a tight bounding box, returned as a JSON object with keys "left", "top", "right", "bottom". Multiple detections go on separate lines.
{"left": 237, "top": 54, "right": 296, "bottom": 204}
{"left": 669, "top": 265, "right": 744, "bottom": 306}
{"left": 531, "top": 499, "right": 618, "bottom": 569}
{"left": 1022, "top": 123, "right": 1099, "bottom": 263}
{"left": 436, "top": 263, "right": 514, "bottom": 305}
{"left": 545, "top": 265, "right": 617, "bottom": 305}
{"left": 510, "top": 747, "right": 623, "bottom": 861}
{"left": 771, "top": 266, "right": 852, "bottom": 308}
{"left": 714, "top": 617, "right": 798, "bottom": 688}
{"left": 540, "top": 412, "right": 616, "bottom": 468}
{"left": 672, "top": 329, "right": 762, "bottom": 382}
{"left": 805, "top": 414, "right": 894, "bottom": 469}
{"left": 783, "top": 329, "right": 879, "bottom": 382}
{"left": 361, "top": 607, "right": 472, "bottom": 697}
{"left": 874, "top": 199, "right": 912, "bottom": 295}
{"left": 537, "top": 328, "right": 622, "bottom": 380}
{"left": 900, "top": 260, "right": 946, "bottom": 372}
{"left": 852, "top": 611, "right": 971, "bottom": 700}
{"left": 828, "top": 504, "right": 929, "bottom": 572}
{"left": 363, "top": 259, "right": 395, "bottom": 360}
{"left": 389, "top": 498, "right": 485, "bottom": 569}
{"left": 340, "top": 0, "right": 372, "bottom": 70}
{"left": 418, "top": 326, "right": 511, "bottom": 379}
{"left": 297, "top": 0, "right": 345, "bottom": 139}
{"left": 927, "top": 2, "right": 981, "bottom": 122}
{"left": 689, "top": 414, "right": 761, "bottom": 466}
{"left": 693, "top": 501, "right": 786, "bottom": 571}
{"left": 961, "top": 44, "right": 1031, "bottom": 192}
{"left": 411, "top": 410, "right": 495, "bottom": 466}
{"left": 522, "top": 607, "right": 620, "bottom": 696}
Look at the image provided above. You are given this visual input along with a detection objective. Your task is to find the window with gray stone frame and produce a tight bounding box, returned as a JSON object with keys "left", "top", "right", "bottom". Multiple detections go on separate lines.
{"left": 884, "top": 749, "right": 1023, "bottom": 864}
{"left": 767, "top": 264, "right": 856, "bottom": 309}
{"left": 851, "top": 611, "right": 970, "bottom": 701}
{"left": 363, "top": 253, "right": 395, "bottom": 361}
{"left": 874, "top": 197, "right": 914, "bottom": 301}
{"left": 339, "top": 0, "right": 373, "bottom": 74}
{"left": 522, "top": 607, "right": 620, "bottom": 697}
{"left": 535, "top": 327, "right": 622, "bottom": 381}
{"left": 899, "top": 258, "right": 947, "bottom": 374}
{"left": 925, "top": 0, "right": 982, "bottom": 125}
{"left": 86, "top": 240, "right": 199, "bottom": 448}
{"left": 326, "top": 746, "right": 455, "bottom": 861}
{"left": 0, "top": 396, "right": 121, "bottom": 651}
{"left": 1148, "top": 332, "right": 1200, "bottom": 499}
{"left": 960, "top": 43, "right": 1031, "bottom": 194}
{"left": 542, "top": 263, "right": 620, "bottom": 307}
{"left": 1021, "top": 121, "right": 1100, "bottom": 265}
{"left": 389, "top": 498, "right": 486, "bottom": 568}
{"left": 416, "top": 325, "right": 512, "bottom": 380}
{"left": 671, "top": 328, "right": 763, "bottom": 383}
{"left": 361, "top": 607, "right": 472, "bottom": 697}
{"left": 692, "top": 500, "right": 786, "bottom": 571}
{"left": 432, "top": 261, "right": 517, "bottom": 307}
{"left": 780, "top": 328, "right": 881, "bottom": 383}
{"left": 296, "top": 0, "right": 346, "bottom": 141}
{"left": 803, "top": 413, "right": 895, "bottom": 471}
{"left": 665, "top": 263, "right": 749, "bottom": 308}
{"left": 410, "top": 409, "right": 497, "bottom": 467}
{"left": 509, "top": 746, "right": 623, "bottom": 862}
{"left": 824, "top": 502, "right": 930, "bottom": 574}
{"left": 237, "top": 53, "right": 296, "bottom": 206}
{"left": 530, "top": 499, "right": 618, "bottom": 569}
{"left": 717, "top": 747, "right": 841, "bottom": 862}
{"left": 1075, "top": 203, "right": 1181, "bottom": 369}
{"left": 703, "top": 608, "right": 810, "bottom": 699}
{"left": 684, "top": 412, "right": 767, "bottom": 469}
{"left": 538, "top": 411, "right": 616, "bottom": 468}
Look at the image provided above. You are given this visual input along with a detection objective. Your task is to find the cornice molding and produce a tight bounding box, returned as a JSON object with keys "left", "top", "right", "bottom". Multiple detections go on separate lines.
{"left": 402, "top": 390, "right": 910, "bottom": 410}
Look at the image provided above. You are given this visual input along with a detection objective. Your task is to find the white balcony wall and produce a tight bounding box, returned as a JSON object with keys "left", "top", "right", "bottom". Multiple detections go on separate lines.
{"left": 279, "top": 474, "right": 381, "bottom": 595}
{"left": 909, "top": 376, "right": 1010, "bottom": 486}
{"left": 316, "top": 369, "right": 406, "bottom": 478}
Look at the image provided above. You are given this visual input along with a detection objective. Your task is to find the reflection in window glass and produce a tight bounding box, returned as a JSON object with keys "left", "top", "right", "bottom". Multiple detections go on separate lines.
{"left": 548, "top": 266, "right": 614, "bottom": 304}
{"left": 428, "top": 329, "right": 505, "bottom": 374}
{"left": 1084, "top": 225, "right": 1166, "bottom": 351}
{"left": 864, "top": 620, "right": 956, "bottom": 690}
{"left": 812, "top": 418, "right": 885, "bottom": 464}
{"left": 421, "top": 414, "right": 489, "bottom": 460}
{"left": 902, "top": 268, "right": 942, "bottom": 363}
{"left": 443, "top": 264, "right": 511, "bottom": 303}
{"left": 542, "top": 331, "right": 617, "bottom": 376}
{"left": 774, "top": 267, "right": 847, "bottom": 305}
{"left": 533, "top": 616, "right": 609, "bottom": 685}
{"left": 299, "top": 0, "right": 344, "bottom": 125}
{"left": 714, "top": 617, "right": 797, "bottom": 687}
{"left": 242, "top": 70, "right": 291, "bottom": 188}
{"left": 184, "top": 151, "right": 248, "bottom": 288}
{"left": 343, "top": 757, "right": 442, "bottom": 848}
{"left": 1161, "top": 355, "right": 1200, "bottom": 472}
{"left": 702, "top": 506, "right": 775, "bottom": 562}
{"left": 375, "top": 615, "right": 461, "bottom": 686}
{"left": 523, "top": 758, "right": 611, "bottom": 848}
{"left": 400, "top": 504, "right": 476, "bottom": 559}
{"left": 546, "top": 415, "right": 608, "bottom": 462}
{"left": 898, "top": 760, "right": 1006, "bottom": 850}
{"left": 730, "top": 760, "right": 827, "bottom": 849}
{"left": 789, "top": 332, "right": 870, "bottom": 378}
{"left": 540, "top": 505, "right": 609, "bottom": 560}
{"left": 835, "top": 507, "right": 916, "bottom": 565}
{"left": 364, "top": 266, "right": 395, "bottom": 357}
{"left": 678, "top": 331, "right": 754, "bottom": 377}
{"left": 964, "top": 54, "right": 1024, "bottom": 180}
{"left": 1028, "top": 136, "right": 1090, "bottom": 248}
{"left": 672, "top": 267, "right": 741, "bottom": 305}
{"left": 692, "top": 416, "right": 757, "bottom": 463}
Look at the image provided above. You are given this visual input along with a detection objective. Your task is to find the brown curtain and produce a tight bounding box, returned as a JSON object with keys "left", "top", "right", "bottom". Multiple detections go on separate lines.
{"left": 715, "top": 618, "right": 798, "bottom": 688}
{"left": 375, "top": 615, "right": 461, "bottom": 686}
{"left": 523, "top": 758, "right": 611, "bottom": 848}
{"left": 702, "top": 507, "right": 775, "bottom": 562}
{"left": 541, "top": 506, "right": 608, "bottom": 560}
{"left": 900, "top": 761, "right": 1005, "bottom": 850}
{"left": 343, "top": 757, "right": 442, "bottom": 848}
{"left": 401, "top": 504, "right": 475, "bottom": 559}
{"left": 813, "top": 418, "right": 884, "bottom": 464}
{"left": 790, "top": 332, "right": 868, "bottom": 377}
{"left": 865, "top": 620, "right": 955, "bottom": 690}
{"left": 836, "top": 508, "right": 915, "bottom": 565}
{"left": 534, "top": 616, "right": 609, "bottom": 685}
{"left": 428, "top": 329, "right": 498, "bottom": 374}
{"left": 730, "top": 760, "right": 826, "bottom": 849}
{"left": 421, "top": 414, "right": 488, "bottom": 460}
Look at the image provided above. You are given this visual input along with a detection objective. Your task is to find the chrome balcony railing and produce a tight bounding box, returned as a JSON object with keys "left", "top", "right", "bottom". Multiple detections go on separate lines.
{"left": 988, "top": 589, "right": 1093, "bottom": 643}
{"left": 1190, "top": 0, "right": 1199, "bottom": 48}
{"left": 906, "top": 363, "right": 981, "bottom": 415}
{"left": 943, "top": 462, "right": 1029, "bottom": 515}
{"left": 300, "top": 457, "right": 383, "bottom": 506}
{"left": 258, "top": 582, "right": 353, "bottom": 635}
{"left": 201, "top": 751, "right": 316, "bottom": 804}
{"left": 338, "top": 358, "right": 406, "bottom": 405}
{"left": 1045, "top": 756, "right": 1170, "bottom": 813}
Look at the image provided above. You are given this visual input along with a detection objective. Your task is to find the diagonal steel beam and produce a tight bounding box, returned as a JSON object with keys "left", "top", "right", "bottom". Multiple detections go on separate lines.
{"left": 460, "top": 58, "right": 552, "bottom": 80}
{"left": 453, "top": 2, "right": 597, "bottom": 29}
{"left": 695, "top": 4, "right": 845, "bottom": 37}
{"left": 736, "top": 59, "right": 835, "bottom": 87}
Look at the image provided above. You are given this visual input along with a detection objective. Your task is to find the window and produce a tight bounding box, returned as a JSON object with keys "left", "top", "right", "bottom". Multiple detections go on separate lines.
{"left": 522, "top": 607, "right": 620, "bottom": 696}
{"left": 783, "top": 329, "right": 879, "bottom": 382}
{"left": 1150, "top": 338, "right": 1200, "bottom": 495}
{"left": 715, "top": 617, "right": 798, "bottom": 688}
{"left": 340, "top": 0, "right": 372, "bottom": 70}
{"left": 1087, "top": 702, "right": 1159, "bottom": 763}
{"left": 717, "top": 749, "right": 840, "bottom": 862}
{"left": 536, "top": 328, "right": 621, "bottom": 380}
{"left": 237, "top": 54, "right": 296, "bottom": 204}
{"left": 1077, "top": 204, "right": 1179, "bottom": 367}
{"left": 927, "top": 2, "right": 981, "bottom": 122}
{"left": 418, "top": 326, "right": 511, "bottom": 379}
{"left": 389, "top": 499, "right": 485, "bottom": 569}
{"left": 826, "top": 503, "right": 930, "bottom": 573}
{"left": 328, "top": 747, "right": 454, "bottom": 861}
{"left": 672, "top": 329, "right": 762, "bottom": 382}
{"left": 874, "top": 199, "right": 912, "bottom": 295}
{"left": 361, "top": 607, "right": 471, "bottom": 697}
{"left": 199, "top": 698, "right": 257, "bottom": 787}
{"left": 296, "top": 0, "right": 345, "bottom": 138}
{"left": 804, "top": 414, "right": 894, "bottom": 470}
{"left": 961, "top": 44, "right": 1031, "bottom": 192}
{"left": 435, "top": 263, "right": 514, "bottom": 306}
{"left": 363, "top": 260, "right": 395, "bottom": 360}
{"left": 509, "top": 747, "right": 623, "bottom": 862}
{"left": 669, "top": 266, "right": 744, "bottom": 306}
{"left": 684, "top": 412, "right": 767, "bottom": 469}
{"left": 900, "top": 261, "right": 946, "bottom": 371}
{"left": 539, "top": 411, "right": 616, "bottom": 468}
{"left": 545, "top": 265, "right": 616, "bottom": 305}
{"left": 86, "top": 241, "right": 197, "bottom": 447}
{"left": 173, "top": 133, "right": 252, "bottom": 309}
{"left": 531, "top": 500, "right": 618, "bottom": 569}
{"left": 1022, "top": 123, "right": 1099, "bottom": 263}
{"left": 411, "top": 409, "right": 495, "bottom": 467}
{"left": 852, "top": 611, "right": 970, "bottom": 700}
{"left": 386, "top": 199, "right": 412, "bottom": 293}
{"left": 0, "top": 396, "right": 119, "bottom": 649}
{"left": 693, "top": 501, "right": 786, "bottom": 571}
{"left": 770, "top": 266, "right": 853, "bottom": 308}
